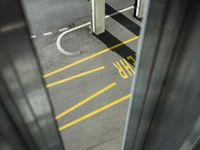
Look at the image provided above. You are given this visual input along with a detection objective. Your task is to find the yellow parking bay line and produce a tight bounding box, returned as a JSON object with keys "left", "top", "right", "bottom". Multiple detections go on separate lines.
{"left": 43, "top": 36, "right": 139, "bottom": 78}
{"left": 59, "top": 94, "right": 131, "bottom": 131}
{"left": 46, "top": 66, "right": 105, "bottom": 88}
{"left": 56, "top": 82, "right": 116, "bottom": 120}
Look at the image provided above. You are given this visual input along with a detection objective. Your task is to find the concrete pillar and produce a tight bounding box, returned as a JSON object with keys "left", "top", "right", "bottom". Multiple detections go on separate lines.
{"left": 134, "top": 0, "right": 145, "bottom": 20}
{"left": 90, "top": 0, "right": 105, "bottom": 35}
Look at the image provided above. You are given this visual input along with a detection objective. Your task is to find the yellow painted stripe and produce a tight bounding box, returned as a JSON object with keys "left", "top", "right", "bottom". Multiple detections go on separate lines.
{"left": 56, "top": 82, "right": 116, "bottom": 120}
{"left": 59, "top": 94, "right": 131, "bottom": 131}
{"left": 43, "top": 36, "right": 139, "bottom": 78}
{"left": 46, "top": 66, "right": 105, "bottom": 88}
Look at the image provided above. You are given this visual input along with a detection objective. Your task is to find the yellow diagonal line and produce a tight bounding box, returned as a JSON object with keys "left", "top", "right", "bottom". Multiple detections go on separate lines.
{"left": 43, "top": 36, "right": 139, "bottom": 78}
{"left": 59, "top": 94, "right": 131, "bottom": 131}
{"left": 55, "top": 82, "right": 116, "bottom": 120}
{"left": 46, "top": 66, "right": 105, "bottom": 88}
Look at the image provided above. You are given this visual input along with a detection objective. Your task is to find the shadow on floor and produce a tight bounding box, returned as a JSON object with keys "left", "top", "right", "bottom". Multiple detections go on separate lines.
{"left": 105, "top": 4, "right": 140, "bottom": 36}
{"left": 95, "top": 30, "right": 136, "bottom": 66}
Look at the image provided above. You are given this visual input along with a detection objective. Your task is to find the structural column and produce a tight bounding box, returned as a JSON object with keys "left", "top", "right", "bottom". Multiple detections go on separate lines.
{"left": 90, "top": 0, "right": 105, "bottom": 35}
{"left": 134, "top": 0, "right": 145, "bottom": 20}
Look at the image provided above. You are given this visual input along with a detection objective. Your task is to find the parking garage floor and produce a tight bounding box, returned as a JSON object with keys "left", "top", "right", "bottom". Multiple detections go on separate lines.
{"left": 23, "top": 1, "right": 141, "bottom": 149}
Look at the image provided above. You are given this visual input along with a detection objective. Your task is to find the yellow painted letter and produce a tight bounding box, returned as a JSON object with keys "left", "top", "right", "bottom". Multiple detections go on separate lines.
{"left": 113, "top": 61, "right": 128, "bottom": 79}
{"left": 127, "top": 55, "right": 135, "bottom": 65}
{"left": 120, "top": 59, "right": 134, "bottom": 76}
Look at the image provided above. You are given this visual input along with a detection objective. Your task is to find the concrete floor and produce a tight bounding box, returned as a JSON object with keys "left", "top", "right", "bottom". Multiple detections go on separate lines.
{"left": 22, "top": 1, "right": 140, "bottom": 149}
{"left": 22, "top": 0, "right": 134, "bottom": 35}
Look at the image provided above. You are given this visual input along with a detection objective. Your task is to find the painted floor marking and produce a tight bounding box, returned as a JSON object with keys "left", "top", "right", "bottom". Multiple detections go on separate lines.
{"left": 105, "top": 6, "right": 134, "bottom": 19}
{"left": 59, "top": 93, "right": 131, "bottom": 131}
{"left": 46, "top": 66, "right": 105, "bottom": 88}
{"left": 113, "top": 58, "right": 135, "bottom": 79}
{"left": 44, "top": 36, "right": 139, "bottom": 78}
{"left": 31, "top": 35, "right": 37, "bottom": 39}
{"left": 59, "top": 27, "right": 68, "bottom": 32}
{"left": 43, "top": 32, "right": 53, "bottom": 36}
{"left": 31, "top": 6, "right": 134, "bottom": 38}
{"left": 56, "top": 82, "right": 116, "bottom": 120}
{"left": 56, "top": 6, "right": 135, "bottom": 56}
{"left": 58, "top": 6, "right": 134, "bottom": 35}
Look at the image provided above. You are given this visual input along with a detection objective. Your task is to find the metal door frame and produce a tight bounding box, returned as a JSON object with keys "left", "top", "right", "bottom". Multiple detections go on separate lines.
{"left": 123, "top": 0, "right": 200, "bottom": 149}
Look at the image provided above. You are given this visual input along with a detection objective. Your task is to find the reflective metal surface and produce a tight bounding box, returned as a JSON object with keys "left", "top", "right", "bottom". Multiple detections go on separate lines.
{"left": 0, "top": 0, "right": 64, "bottom": 150}
{"left": 123, "top": 0, "right": 200, "bottom": 149}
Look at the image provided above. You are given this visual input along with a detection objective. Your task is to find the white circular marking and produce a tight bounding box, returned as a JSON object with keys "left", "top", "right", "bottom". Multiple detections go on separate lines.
{"left": 56, "top": 6, "right": 134, "bottom": 56}
{"left": 56, "top": 22, "right": 90, "bottom": 56}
